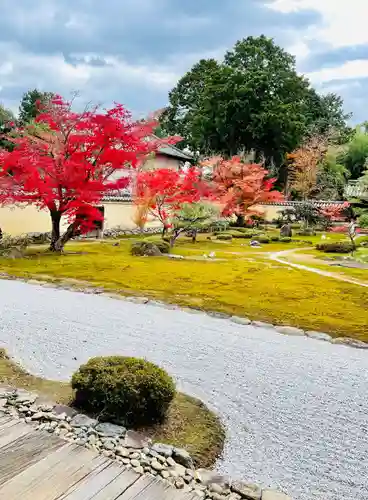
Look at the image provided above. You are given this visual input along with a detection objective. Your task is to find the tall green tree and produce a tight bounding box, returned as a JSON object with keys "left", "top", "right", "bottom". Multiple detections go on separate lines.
{"left": 338, "top": 125, "right": 368, "bottom": 179}
{"left": 18, "top": 89, "right": 54, "bottom": 125}
{"left": 0, "top": 104, "right": 16, "bottom": 151}
{"left": 162, "top": 36, "right": 350, "bottom": 176}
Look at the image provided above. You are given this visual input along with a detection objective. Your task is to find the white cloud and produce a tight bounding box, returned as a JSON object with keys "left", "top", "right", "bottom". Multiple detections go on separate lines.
{"left": 307, "top": 59, "right": 368, "bottom": 84}
{"left": 267, "top": 0, "right": 368, "bottom": 48}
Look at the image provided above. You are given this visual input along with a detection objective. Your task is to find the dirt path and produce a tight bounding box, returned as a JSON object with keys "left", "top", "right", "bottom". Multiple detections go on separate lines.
{"left": 269, "top": 248, "right": 368, "bottom": 288}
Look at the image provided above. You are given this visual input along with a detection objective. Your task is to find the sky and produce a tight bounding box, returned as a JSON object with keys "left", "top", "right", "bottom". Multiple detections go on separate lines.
{"left": 0, "top": 0, "right": 367, "bottom": 123}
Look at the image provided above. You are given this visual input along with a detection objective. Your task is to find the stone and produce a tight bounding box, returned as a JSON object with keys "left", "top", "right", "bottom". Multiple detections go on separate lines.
{"left": 227, "top": 494, "right": 241, "bottom": 500}
{"left": 129, "top": 452, "right": 140, "bottom": 460}
{"left": 115, "top": 446, "right": 130, "bottom": 458}
{"left": 15, "top": 390, "right": 37, "bottom": 404}
{"left": 184, "top": 475, "right": 193, "bottom": 484}
{"left": 75, "top": 438, "right": 87, "bottom": 446}
{"left": 123, "top": 430, "right": 150, "bottom": 449}
{"left": 53, "top": 404, "right": 78, "bottom": 418}
{"left": 156, "top": 454, "right": 166, "bottom": 464}
{"left": 151, "top": 459, "right": 164, "bottom": 471}
{"left": 31, "top": 412, "right": 47, "bottom": 421}
{"left": 280, "top": 224, "right": 292, "bottom": 238}
{"left": 231, "top": 481, "right": 262, "bottom": 500}
{"left": 172, "top": 448, "right": 193, "bottom": 468}
{"left": 231, "top": 316, "right": 251, "bottom": 326}
{"left": 161, "top": 470, "right": 170, "bottom": 479}
{"left": 70, "top": 414, "right": 97, "bottom": 428}
{"left": 196, "top": 469, "right": 229, "bottom": 486}
{"left": 331, "top": 337, "right": 368, "bottom": 349}
{"left": 121, "top": 458, "right": 130, "bottom": 465}
{"left": 88, "top": 434, "right": 97, "bottom": 445}
{"left": 103, "top": 440, "right": 115, "bottom": 451}
{"left": 169, "top": 470, "right": 180, "bottom": 479}
{"left": 208, "top": 311, "right": 230, "bottom": 319}
{"left": 130, "top": 459, "right": 140, "bottom": 468}
{"left": 305, "top": 331, "right": 332, "bottom": 342}
{"left": 166, "top": 457, "right": 176, "bottom": 467}
{"left": 151, "top": 443, "right": 173, "bottom": 457}
{"left": 209, "top": 484, "right": 224, "bottom": 494}
{"left": 252, "top": 321, "right": 274, "bottom": 329}
{"left": 95, "top": 422, "right": 126, "bottom": 438}
{"left": 133, "top": 466, "right": 144, "bottom": 475}
{"left": 261, "top": 490, "right": 291, "bottom": 500}
{"left": 275, "top": 326, "right": 305, "bottom": 337}
{"left": 175, "top": 478, "right": 185, "bottom": 489}
{"left": 102, "top": 450, "right": 114, "bottom": 458}
{"left": 211, "top": 494, "right": 225, "bottom": 500}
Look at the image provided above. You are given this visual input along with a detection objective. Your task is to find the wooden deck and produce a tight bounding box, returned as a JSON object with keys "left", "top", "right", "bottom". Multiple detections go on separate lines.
{"left": 0, "top": 415, "right": 198, "bottom": 500}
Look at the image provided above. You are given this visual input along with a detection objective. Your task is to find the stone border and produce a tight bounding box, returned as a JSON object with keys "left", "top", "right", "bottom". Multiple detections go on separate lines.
{"left": 1, "top": 272, "right": 366, "bottom": 351}
{"left": 0, "top": 387, "right": 291, "bottom": 500}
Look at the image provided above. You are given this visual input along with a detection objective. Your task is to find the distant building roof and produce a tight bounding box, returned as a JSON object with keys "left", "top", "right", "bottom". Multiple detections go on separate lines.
{"left": 156, "top": 141, "right": 193, "bottom": 161}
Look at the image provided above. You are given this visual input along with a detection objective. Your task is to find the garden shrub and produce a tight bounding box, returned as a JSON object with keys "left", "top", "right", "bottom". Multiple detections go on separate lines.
{"left": 0, "top": 234, "right": 30, "bottom": 258}
{"left": 280, "top": 237, "right": 292, "bottom": 243}
{"left": 216, "top": 233, "right": 233, "bottom": 241}
{"left": 316, "top": 242, "right": 355, "bottom": 253}
{"left": 71, "top": 356, "right": 176, "bottom": 427}
{"left": 153, "top": 240, "right": 170, "bottom": 254}
{"left": 131, "top": 241, "right": 161, "bottom": 256}
{"left": 270, "top": 235, "right": 280, "bottom": 242}
{"left": 254, "top": 235, "right": 270, "bottom": 244}
{"left": 358, "top": 214, "right": 368, "bottom": 229}
{"left": 297, "top": 229, "right": 316, "bottom": 236}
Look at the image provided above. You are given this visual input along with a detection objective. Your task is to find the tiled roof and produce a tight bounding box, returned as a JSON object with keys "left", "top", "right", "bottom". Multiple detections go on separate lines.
{"left": 261, "top": 200, "right": 346, "bottom": 207}
{"left": 103, "top": 189, "right": 132, "bottom": 202}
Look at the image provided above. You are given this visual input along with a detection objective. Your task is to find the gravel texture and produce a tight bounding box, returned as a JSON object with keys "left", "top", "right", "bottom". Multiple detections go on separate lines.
{"left": 0, "top": 279, "right": 367, "bottom": 500}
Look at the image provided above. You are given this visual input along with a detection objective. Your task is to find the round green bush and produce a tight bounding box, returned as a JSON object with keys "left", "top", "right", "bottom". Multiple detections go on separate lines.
{"left": 280, "top": 237, "right": 292, "bottom": 243}
{"left": 316, "top": 242, "right": 354, "bottom": 254}
{"left": 253, "top": 235, "right": 270, "bottom": 244}
{"left": 216, "top": 233, "right": 233, "bottom": 241}
{"left": 131, "top": 241, "right": 161, "bottom": 256}
{"left": 154, "top": 240, "right": 170, "bottom": 253}
{"left": 270, "top": 235, "right": 280, "bottom": 242}
{"left": 72, "top": 356, "right": 176, "bottom": 427}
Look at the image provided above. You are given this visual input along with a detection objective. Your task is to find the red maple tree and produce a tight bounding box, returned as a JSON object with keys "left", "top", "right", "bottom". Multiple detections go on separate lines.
{"left": 0, "top": 96, "right": 172, "bottom": 250}
{"left": 201, "top": 156, "right": 283, "bottom": 225}
{"left": 134, "top": 167, "right": 211, "bottom": 238}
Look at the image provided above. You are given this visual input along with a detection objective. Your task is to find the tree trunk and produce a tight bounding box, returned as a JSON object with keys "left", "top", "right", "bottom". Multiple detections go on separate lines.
{"left": 53, "top": 222, "right": 77, "bottom": 252}
{"left": 236, "top": 214, "right": 245, "bottom": 227}
{"left": 170, "top": 229, "right": 182, "bottom": 247}
{"left": 191, "top": 229, "right": 198, "bottom": 243}
{"left": 49, "top": 211, "right": 62, "bottom": 251}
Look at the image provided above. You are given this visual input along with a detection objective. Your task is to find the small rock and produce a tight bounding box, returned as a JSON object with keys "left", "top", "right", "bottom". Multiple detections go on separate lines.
{"left": 143, "top": 447, "right": 150, "bottom": 455}
{"left": 173, "top": 448, "right": 193, "bottom": 468}
{"left": 166, "top": 457, "right": 176, "bottom": 467}
{"left": 75, "top": 438, "right": 87, "bottom": 446}
{"left": 227, "top": 494, "right": 241, "bottom": 500}
{"left": 275, "top": 326, "right": 304, "bottom": 336}
{"left": 151, "top": 459, "right": 164, "bottom": 471}
{"left": 305, "top": 331, "right": 332, "bottom": 342}
{"left": 156, "top": 454, "right": 166, "bottom": 464}
{"left": 209, "top": 484, "right": 224, "bottom": 494}
{"left": 231, "top": 316, "right": 251, "bottom": 326}
{"left": 196, "top": 469, "right": 229, "bottom": 486}
{"left": 115, "top": 446, "right": 130, "bottom": 457}
{"left": 95, "top": 422, "right": 126, "bottom": 438}
{"left": 121, "top": 458, "right": 131, "bottom": 465}
{"left": 133, "top": 466, "right": 144, "bottom": 475}
{"left": 161, "top": 470, "right": 170, "bottom": 479}
{"left": 123, "top": 430, "right": 150, "bottom": 449}
{"left": 261, "top": 490, "right": 292, "bottom": 500}
{"left": 130, "top": 459, "right": 141, "bottom": 468}
{"left": 175, "top": 478, "right": 185, "bottom": 489}
{"left": 252, "top": 321, "right": 274, "bottom": 329}
{"left": 102, "top": 450, "right": 114, "bottom": 458}
{"left": 25, "top": 417, "right": 32, "bottom": 423}
{"left": 70, "top": 414, "right": 97, "bottom": 428}
{"left": 211, "top": 494, "right": 225, "bottom": 500}
{"left": 184, "top": 475, "right": 193, "bottom": 484}
{"left": 15, "top": 390, "right": 37, "bottom": 404}
{"left": 231, "top": 481, "right": 261, "bottom": 500}
{"left": 169, "top": 470, "right": 180, "bottom": 479}
{"left": 331, "top": 337, "right": 368, "bottom": 349}
{"left": 53, "top": 404, "right": 77, "bottom": 418}
{"left": 88, "top": 434, "right": 97, "bottom": 445}
{"left": 31, "top": 412, "right": 46, "bottom": 421}
{"left": 129, "top": 452, "right": 140, "bottom": 460}
{"left": 208, "top": 311, "right": 230, "bottom": 319}
{"left": 50, "top": 421, "right": 58, "bottom": 429}
{"left": 103, "top": 440, "right": 115, "bottom": 451}
{"left": 151, "top": 443, "right": 173, "bottom": 457}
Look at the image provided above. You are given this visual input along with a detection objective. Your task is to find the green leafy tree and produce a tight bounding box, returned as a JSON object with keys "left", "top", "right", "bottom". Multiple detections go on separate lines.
{"left": 0, "top": 104, "right": 16, "bottom": 151}
{"left": 339, "top": 126, "right": 368, "bottom": 179}
{"left": 162, "top": 36, "right": 349, "bottom": 177}
{"left": 171, "top": 202, "right": 219, "bottom": 245}
{"left": 315, "top": 149, "right": 350, "bottom": 200}
{"left": 18, "top": 89, "right": 54, "bottom": 124}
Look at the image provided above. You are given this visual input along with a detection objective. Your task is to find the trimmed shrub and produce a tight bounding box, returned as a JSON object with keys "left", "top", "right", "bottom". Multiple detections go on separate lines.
{"left": 280, "top": 237, "right": 292, "bottom": 243}
{"left": 72, "top": 356, "right": 176, "bottom": 427}
{"left": 255, "top": 235, "right": 270, "bottom": 244}
{"left": 153, "top": 240, "right": 170, "bottom": 254}
{"left": 270, "top": 235, "right": 280, "bottom": 242}
{"left": 358, "top": 214, "right": 368, "bottom": 229}
{"left": 316, "top": 242, "right": 354, "bottom": 254}
{"left": 297, "top": 229, "right": 316, "bottom": 236}
{"left": 131, "top": 241, "right": 161, "bottom": 256}
{"left": 216, "top": 233, "right": 233, "bottom": 241}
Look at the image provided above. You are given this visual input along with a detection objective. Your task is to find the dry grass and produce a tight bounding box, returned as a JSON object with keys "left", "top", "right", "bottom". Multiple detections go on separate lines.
{"left": 0, "top": 349, "right": 224, "bottom": 468}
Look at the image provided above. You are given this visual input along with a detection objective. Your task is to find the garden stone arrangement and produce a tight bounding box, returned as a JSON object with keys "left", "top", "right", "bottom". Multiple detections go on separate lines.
{"left": 0, "top": 387, "right": 290, "bottom": 500}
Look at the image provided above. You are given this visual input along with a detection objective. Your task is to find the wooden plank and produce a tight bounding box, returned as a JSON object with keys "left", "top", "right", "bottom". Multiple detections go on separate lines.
{"left": 116, "top": 475, "right": 180, "bottom": 500}
{"left": 0, "top": 443, "right": 107, "bottom": 500}
{"left": 0, "top": 430, "right": 64, "bottom": 486}
{"left": 58, "top": 462, "right": 136, "bottom": 500}
{"left": 0, "top": 421, "right": 33, "bottom": 449}
{"left": 88, "top": 469, "right": 140, "bottom": 500}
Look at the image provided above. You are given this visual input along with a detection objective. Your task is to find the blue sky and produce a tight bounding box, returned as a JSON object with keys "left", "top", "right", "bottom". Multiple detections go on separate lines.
{"left": 0, "top": 0, "right": 367, "bottom": 122}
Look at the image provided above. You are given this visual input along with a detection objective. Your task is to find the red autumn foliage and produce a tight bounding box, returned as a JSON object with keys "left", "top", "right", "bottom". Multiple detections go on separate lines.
{"left": 201, "top": 156, "right": 283, "bottom": 223}
{"left": 134, "top": 167, "right": 211, "bottom": 233}
{"left": 320, "top": 202, "right": 349, "bottom": 222}
{"left": 0, "top": 96, "right": 176, "bottom": 250}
